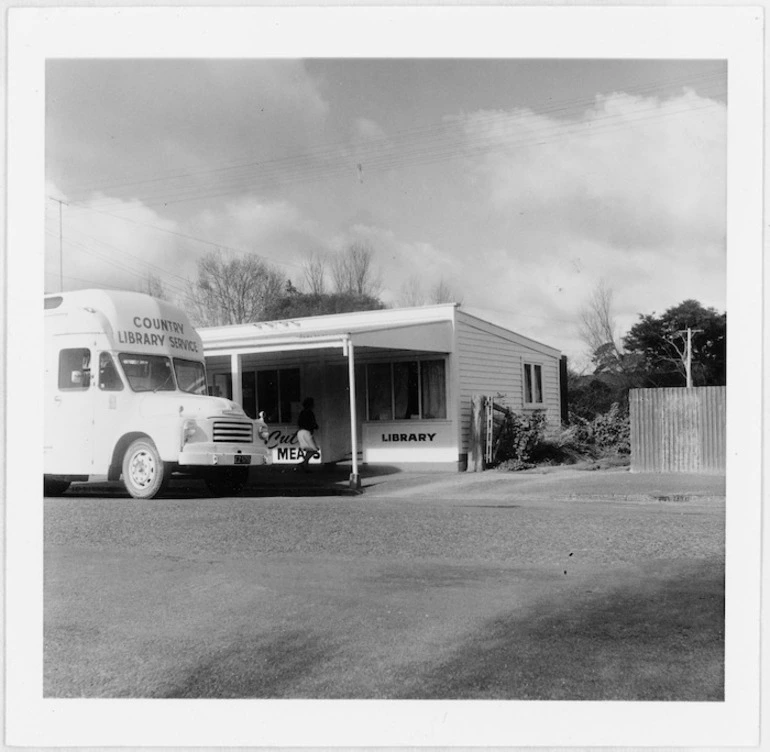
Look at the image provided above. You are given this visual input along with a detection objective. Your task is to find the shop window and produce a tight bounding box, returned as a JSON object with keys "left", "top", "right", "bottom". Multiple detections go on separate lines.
{"left": 256, "top": 368, "right": 300, "bottom": 423}
{"left": 367, "top": 359, "right": 446, "bottom": 420}
{"left": 58, "top": 348, "right": 91, "bottom": 390}
{"left": 394, "top": 361, "right": 419, "bottom": 419}
{"left": 98, "top": 352, "right": 123, "bottom": 391}
{"left": 524, "top": 363, "right": 543, "bottom": 404}
{"left": 421, "top": 359, "right": 447, "bottom": 419}
{"left": 367, "top": 362, "right": 393, "bottom": 421}
{"left": 242, "top": 372, "right": 256, "bottom": 417}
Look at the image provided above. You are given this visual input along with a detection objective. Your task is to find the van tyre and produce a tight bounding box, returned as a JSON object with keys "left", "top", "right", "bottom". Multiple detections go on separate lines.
{"left": 44, "top": 478, "right": 70, "bottom": 496}
{"left": 122, "top": 438, "right": 169, "bottom": 499}
{"left": 204, "top": 467, "right": 249, "bottom": 497}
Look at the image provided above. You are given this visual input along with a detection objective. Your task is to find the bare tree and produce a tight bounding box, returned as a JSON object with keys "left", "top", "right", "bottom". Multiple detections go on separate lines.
{"left": 430, "top": 278, "right": 461, "bottom": 305}
{"left": 302, "top": 251, "right": 328, "bottom": 295}
{"left": 186, "top": 249, "right": 286, "bottom": 326}
{"left": 579, "top": 280, "right": 616, "bottom": 353}
{"left": 330, "top": 241, "right": 382, "bottom": 297}
{"left": 398, "top": 276, "right": 426, "bottom": 306}
{"left": 578, "top": 280, "right": 627, "bottom": 373}
{"left": 140, "top": 273, "right": 168, "bottom": 301}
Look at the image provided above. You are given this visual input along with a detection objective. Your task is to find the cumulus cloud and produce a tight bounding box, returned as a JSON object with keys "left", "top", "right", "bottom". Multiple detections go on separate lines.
{"left": 448, "top": 91, "right": 727, "bottom": 361}
{"left": 462, "top": 92, "right": 725, "bottom": 246}
{"left": 45, "top": 181, "right": 188, "bottom": 299}
{"left": 47, "top": 60, "right": 331, "bottom": 200}
{"left": 353, "top": 117, "right": 387, "bottom": 142}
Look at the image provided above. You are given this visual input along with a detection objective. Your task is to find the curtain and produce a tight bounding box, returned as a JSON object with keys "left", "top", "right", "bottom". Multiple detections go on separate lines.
{"left": 421, "top": 360, "right": 446, "bottom": 419}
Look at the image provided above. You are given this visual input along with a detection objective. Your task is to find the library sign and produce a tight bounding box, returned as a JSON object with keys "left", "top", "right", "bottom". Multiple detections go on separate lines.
{"left": 363, "top": 421, "right": 455, "bottom": 463}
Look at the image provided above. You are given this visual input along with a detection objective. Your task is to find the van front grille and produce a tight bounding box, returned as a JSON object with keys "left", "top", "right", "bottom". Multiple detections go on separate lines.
{"left": 213, "top": 420, "right": 253, "bottom": 443}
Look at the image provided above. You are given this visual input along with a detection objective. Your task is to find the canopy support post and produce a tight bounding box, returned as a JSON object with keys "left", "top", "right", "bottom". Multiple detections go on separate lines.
{"left": 230, "top": 352, "right": 242, "bottom": 407}
{"left": 346, "top": 337, "right": 361, "bottom": 490}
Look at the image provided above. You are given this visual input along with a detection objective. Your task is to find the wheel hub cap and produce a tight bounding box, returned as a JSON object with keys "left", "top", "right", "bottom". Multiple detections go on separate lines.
{"left": 130, "top": 450, "right": 155, "bottom": 488}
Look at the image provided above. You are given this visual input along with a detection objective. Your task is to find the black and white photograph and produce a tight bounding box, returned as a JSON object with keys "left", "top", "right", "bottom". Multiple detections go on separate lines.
{"left": 4, "top": 4, "right": 764, "bottom": 748}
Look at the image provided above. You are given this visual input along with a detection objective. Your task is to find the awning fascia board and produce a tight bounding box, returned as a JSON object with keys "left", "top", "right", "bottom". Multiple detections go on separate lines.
{"left": 350, "top": 320, "right": 453, "bottom": 353}
{"left": 201, "top": 320, "right": 454, "bottom": 357}
{"left": 203, "top": 339, "right": 347, "bottom": 358}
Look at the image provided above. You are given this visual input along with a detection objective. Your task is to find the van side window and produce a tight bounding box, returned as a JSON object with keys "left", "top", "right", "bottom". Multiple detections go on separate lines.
{"left": 99, "top": 352, "right": 123, "bottom": 391}
{"left": 58, "top": 348, "right": 91, "bottom": 390}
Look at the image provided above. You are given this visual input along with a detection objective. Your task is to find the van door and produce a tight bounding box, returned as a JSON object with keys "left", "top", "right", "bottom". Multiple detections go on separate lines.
{"left": 91, "top": 351, "right": 127, "bottom": 475}
{"left": 45, "top": 343, "right": 95, "bottom": 475}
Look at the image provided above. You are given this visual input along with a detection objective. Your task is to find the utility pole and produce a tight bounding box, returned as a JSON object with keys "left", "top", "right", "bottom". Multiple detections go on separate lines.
{"left": 676, "top": 328, "right": 704, "bottom": 387}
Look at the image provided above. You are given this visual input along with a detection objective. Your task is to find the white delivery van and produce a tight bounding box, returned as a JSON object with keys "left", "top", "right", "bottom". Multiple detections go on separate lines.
{"left": 44, "top": 289, "right": 271, "bottom": 498}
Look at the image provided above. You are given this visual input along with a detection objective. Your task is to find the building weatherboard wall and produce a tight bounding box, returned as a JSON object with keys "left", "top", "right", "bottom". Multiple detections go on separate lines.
{"left": 199, "top": 304, "right": 563, "bottom": 471}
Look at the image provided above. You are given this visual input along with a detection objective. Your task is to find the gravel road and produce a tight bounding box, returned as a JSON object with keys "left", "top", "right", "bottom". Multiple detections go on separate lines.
{"left": 44, "top": 468, "right": 725, "bottom": 699}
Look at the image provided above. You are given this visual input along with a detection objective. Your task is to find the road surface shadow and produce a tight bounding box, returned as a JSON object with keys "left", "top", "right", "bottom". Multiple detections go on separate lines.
{"left": 393, "top": 558, "right": 724, "bottom": 700}
{"left": 160, "top": 628, "right": 337, "bottom": 698}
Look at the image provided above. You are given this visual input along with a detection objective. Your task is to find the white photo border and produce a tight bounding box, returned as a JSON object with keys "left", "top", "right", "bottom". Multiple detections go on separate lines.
{"left": 6, "top": 5, "right": 763, "bottom": 747}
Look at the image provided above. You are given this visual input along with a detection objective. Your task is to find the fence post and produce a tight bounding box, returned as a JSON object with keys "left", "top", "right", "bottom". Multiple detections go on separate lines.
{"left": 467, "top": 395, "right": 486, "bottom": 472}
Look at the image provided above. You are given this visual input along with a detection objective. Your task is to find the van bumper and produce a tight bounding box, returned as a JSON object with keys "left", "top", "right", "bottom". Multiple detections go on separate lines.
{"left": 178, "top": 443, "right": 271, "bottom": 467}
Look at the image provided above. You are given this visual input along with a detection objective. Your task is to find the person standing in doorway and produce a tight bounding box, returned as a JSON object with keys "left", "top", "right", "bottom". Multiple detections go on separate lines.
{"left": 296, "top": 397, "right": 320, "bottom": 472}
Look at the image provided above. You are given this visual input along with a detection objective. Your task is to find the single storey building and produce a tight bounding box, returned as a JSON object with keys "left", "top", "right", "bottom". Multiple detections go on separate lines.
{"left": 199, "top": 304, "right": 563, "bottom": 484}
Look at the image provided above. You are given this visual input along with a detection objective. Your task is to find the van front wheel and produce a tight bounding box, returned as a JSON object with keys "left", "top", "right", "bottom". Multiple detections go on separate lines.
{"left": 122, "top": 439, "right": 169, "bottom": 499}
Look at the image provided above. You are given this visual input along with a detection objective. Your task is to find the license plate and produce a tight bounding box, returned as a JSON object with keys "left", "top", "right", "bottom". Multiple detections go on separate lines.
{"left": 234, "top": 455, "right": 251, "bottom": 465}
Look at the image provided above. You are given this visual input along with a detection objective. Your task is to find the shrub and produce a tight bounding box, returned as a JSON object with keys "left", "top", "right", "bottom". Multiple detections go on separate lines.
{"left": 564, "top": 402, "right": 630, "bottom": 456}
{"left": 494, "top": 409, "right": 547, "bottom": 465}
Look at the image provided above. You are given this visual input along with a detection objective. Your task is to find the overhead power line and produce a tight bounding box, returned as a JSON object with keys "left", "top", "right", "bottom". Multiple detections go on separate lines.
{"left": 69, "top": 95, "right": 724, "bottom": 213}
{"left": 62, "top": 69, "right": 726, "bottom": 211}
{"left": 62, "top": 67, "right": 725, "bottom": 203}
{"left": 44, "top": 229, "right": 191, "bottom": 299}
{"left": 46, "top": 196, "right": 303, "bottom": 273}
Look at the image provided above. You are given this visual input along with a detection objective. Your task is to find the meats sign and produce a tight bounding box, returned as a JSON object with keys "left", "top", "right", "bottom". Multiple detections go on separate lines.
{"left": 265, "top": 428, "right": 322, "bottom": 464}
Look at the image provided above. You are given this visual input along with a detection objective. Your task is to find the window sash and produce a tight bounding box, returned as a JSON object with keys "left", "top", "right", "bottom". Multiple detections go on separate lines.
{"left": 254, "top": 368, "right": 300, "bottom": 423}
{"left": 524, "top": 363, "right": 543, "bottom": 404}
{"left": 98, "top": 352, "right": 123, "bottom": 391}
{"left": 366, "top": 359, "right": 446, "bottom": 420}
{"left": 59, "top": 348, "right": 91, "bottom": 390}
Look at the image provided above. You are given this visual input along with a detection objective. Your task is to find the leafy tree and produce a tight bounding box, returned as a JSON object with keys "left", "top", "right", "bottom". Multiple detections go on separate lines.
{"left": 186, "top": 249, "right": 285, "bottom": 326}
{"left": 622, "top": 299, "right": 726, "bottom": 386}
{"left": 567, "top": 368, "right": 621, "bottom": 420}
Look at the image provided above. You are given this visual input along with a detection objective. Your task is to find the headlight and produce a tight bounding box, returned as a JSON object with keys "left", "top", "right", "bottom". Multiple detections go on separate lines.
{"left": 255, "top": 419, "right": 269, "bottom": 442}
{"left": 183, "top": 419, "right": 198, "bottom": 444}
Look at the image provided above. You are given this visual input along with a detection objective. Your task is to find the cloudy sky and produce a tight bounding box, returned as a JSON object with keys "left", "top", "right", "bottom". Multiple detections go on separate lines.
{"left": 45, "top": 58, "right": 727, "bottom": 366}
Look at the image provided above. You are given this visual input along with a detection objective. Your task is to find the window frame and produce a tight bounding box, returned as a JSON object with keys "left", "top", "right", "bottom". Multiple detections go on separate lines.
{"left": 523, "top": 362, "right": 544, "bottom": 406}
{"left": 365, "top": 357, "right": 447, "bottom": 421}
{"left": 58, "top": 348, "right": 92, "bottom": 391}
{"left": 98, "top": 351, "right": 124, "bottom": 392}
{"left": 254, "top": 367, "right": 301, "bottom": 423}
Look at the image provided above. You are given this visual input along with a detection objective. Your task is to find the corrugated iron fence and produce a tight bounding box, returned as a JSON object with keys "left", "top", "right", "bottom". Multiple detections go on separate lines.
{"left": 629, "top": 386, "right": 726, "bottom": 473}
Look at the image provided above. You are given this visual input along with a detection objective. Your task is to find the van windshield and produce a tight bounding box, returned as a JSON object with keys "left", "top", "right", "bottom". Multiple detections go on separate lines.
{"left": 174, "top": 358, "right": 207, "bottom": 395}
{"left": 118, "top": 353, "right": 175, "bottom": 392}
